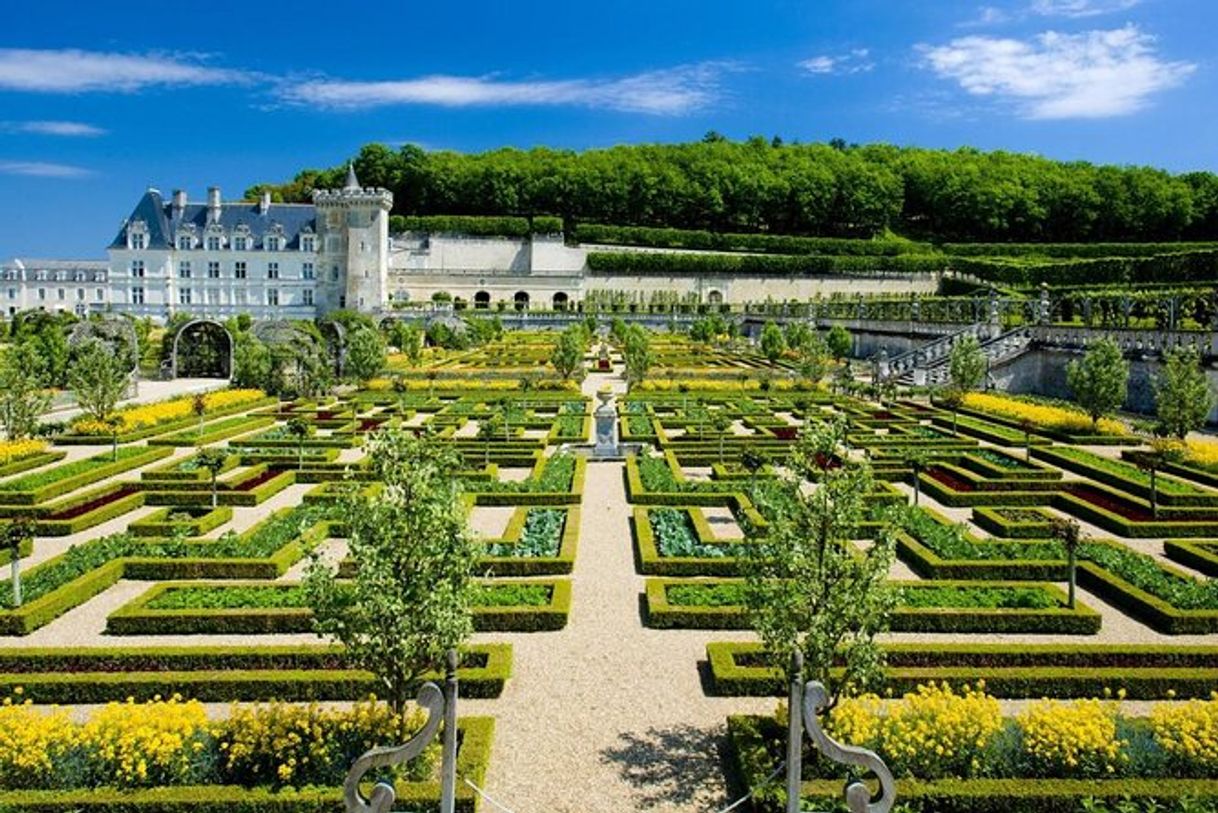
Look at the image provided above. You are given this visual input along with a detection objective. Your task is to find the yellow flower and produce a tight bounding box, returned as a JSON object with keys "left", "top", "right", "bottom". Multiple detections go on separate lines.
{"left": 961, "top": 392, "right": 1129, "bottom": 437}
{"left": 1151, "top": 697, "right": 1218, "bottom": 772}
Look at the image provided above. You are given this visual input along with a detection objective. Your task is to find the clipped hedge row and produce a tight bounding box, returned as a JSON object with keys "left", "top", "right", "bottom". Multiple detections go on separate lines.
{"left": 1165, "top": 540, "right": 1218, "bottom": 577}
{"left": 574, "top": 223, "right": 932, "bottom": 256}
{"left": 1033, "top": 445, "right": 1218, "bottom": 507}
{"left": 0, "top": 643, "right": 513, "bottom": 702}
{"left": 0, "top": 451, "right": 66, "bottom": 478}
{"left": 128, "top": 506, "right": 235, "bottom": 538}
{"left": 143, "top": 469, "right": 296, "bottom": 508}
{"left": 147, "top": 416, "right": 275, "bottom": 447}
{"left": 587, "top": 250, "right": 945, "bottom": 277}
{"left": 34, "top": 484, "right": 146, "bottom": 537}
{"left": 389, "top": 214, "right": 563, "bottom": 236}
{"left": 707, "top": 641, "right": 1218, "bottom": 699}
{"left": 950, "top": 250, "right": 1218, "bottom": 287}
{"left": 0, "top": 446, "right": 171, "bottom": 506}
{"left": 479, "top": 506, "right": 581, "bottom": 577}
{"left": 54, "top": 396, "right": 279, "bottom": 445}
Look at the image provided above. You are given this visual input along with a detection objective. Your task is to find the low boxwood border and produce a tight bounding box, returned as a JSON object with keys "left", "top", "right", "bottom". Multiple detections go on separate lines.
{"left": 106, "top": 579, "right": 572, "bottom": 635}
{"left": 646, "top": 578, "right": 1101, "bottom": 634}
{"left": 128, "top": 506, "right": 235, "bottom": 538}
{"left": 0, "top": 451, "right": 66, "bottom": 478}
{"left": 1165, "top": 540, "right": 1218, "bottom": 577}
{"left": 706, "top": 641, "right": 1218, "bottom": 698}
{"left": 0, "top": 643, "right": 512, "bottom": 702}
{"left": 0, "top": 446, "right": 171, "bottom": 505}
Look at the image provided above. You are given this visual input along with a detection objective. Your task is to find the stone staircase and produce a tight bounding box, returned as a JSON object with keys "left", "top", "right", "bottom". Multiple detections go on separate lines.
{"left": 886, "top": 324, "right": 1033, "bottom": 388}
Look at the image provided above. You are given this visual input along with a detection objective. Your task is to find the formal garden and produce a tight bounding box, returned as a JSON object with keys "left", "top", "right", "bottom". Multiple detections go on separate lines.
{"left": 0, "top": 312, "right": 1214, "bottom": 813}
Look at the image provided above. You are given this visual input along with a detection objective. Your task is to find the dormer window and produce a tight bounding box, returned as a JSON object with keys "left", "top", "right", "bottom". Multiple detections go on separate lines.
{"left": 234, "top": 236, "right": 248, "bottom": 251}
{"left": 178, "top": 235, "right": 193, "bottom": 250}
{"left": 300, "top": 235, "right": 316, "bottom": 252}
{"left": 206, "top": 235, "right": 222, "bottom": 251}
{"left": 128, "top": 220, "right": 148, "bottom": 250}
{"left": 266, "top": 236, "right": 280, "bottom": 252}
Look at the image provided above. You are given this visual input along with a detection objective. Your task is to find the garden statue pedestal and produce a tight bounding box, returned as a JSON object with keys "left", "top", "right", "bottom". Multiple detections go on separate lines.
{"left": 593, "top": 388, "right": 619, "bottom": 458}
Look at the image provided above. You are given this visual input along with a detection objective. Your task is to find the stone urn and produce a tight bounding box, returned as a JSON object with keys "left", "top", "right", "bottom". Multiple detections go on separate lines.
{"left": 593, "top": 387, "right": 618, "bottom": 456}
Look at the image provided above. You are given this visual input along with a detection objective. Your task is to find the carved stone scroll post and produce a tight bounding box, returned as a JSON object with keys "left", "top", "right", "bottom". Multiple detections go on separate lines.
{"left": 785, "top": 652, "right": 804, "bottom": 813}
{"left": 344, "top": 649, "right": 459, "bottom": 813}
{"left": 786, "top": 649, "right": 896, "bottom": 813}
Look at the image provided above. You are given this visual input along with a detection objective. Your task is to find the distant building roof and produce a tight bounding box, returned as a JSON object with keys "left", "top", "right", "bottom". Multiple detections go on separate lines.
{"left": 109, "top": 189, "right": 317, "bottom": 250}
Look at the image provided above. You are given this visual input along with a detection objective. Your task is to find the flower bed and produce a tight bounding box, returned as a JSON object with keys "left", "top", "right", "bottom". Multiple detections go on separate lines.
{"left": 128, "top": 505, "right": 234, "bottom": 537}
{"left": 106, "top": 578, "right": 572, "bottom": 634}
{"left": 147, "top": 415, "right": 275, "bottom": 447}
{"left": 960, "top": 392, "right": 1130, "bottom": 438}
{"left": 0, "top": 446, "right": 171, "bottom": 506}
{"left": 1035, "top": 445, "right": 1218, "bottom": 506}
{"left": 972, "top": 506, "right": 1059, "bottom": 538}
{"left": 69, "top": 389, "right": 269, "bottom": 438}
{"left": 645, "top": 578, "right": 1101, "bottom": 633}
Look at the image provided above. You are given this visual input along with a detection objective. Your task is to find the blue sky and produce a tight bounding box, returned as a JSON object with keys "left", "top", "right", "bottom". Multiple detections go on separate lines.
{"left": 1, "top": 0, "right": 1213, "bottom": 257}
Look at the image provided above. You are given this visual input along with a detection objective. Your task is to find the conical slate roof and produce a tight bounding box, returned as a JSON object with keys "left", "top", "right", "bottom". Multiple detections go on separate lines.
{"left": 344, "top": 162, "right": 359, "bottom": 190}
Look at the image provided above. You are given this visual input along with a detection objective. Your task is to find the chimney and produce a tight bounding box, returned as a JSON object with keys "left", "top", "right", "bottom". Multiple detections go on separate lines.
{"left": 207, "top": 186, "right": 221, "bottom": 224}
{"left": 259, "top": 191, "right": 271, "bottom": 214}
{"left": 171, "top": 189, "right": 187, "bottom": 219}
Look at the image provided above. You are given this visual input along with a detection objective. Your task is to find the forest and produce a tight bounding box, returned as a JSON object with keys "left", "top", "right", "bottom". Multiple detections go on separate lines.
{"left": 246, "top": 136, "right": 1218, "bottom": 244}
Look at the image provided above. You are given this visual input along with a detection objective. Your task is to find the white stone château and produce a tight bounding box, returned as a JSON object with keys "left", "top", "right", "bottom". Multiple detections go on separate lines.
{"left": 2, "top": 164, "right": 938, "bottom": 321}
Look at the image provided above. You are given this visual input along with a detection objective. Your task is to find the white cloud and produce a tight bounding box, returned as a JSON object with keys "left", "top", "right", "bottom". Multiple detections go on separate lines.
{"left": 797, "top": 49, "right": 874, "bottom": 76}
{"left": 276, "top": 63, "right": 732, "bottom": 115}
{"left": 1031, "top": 0, "right": 1142, "bottom": 17}
{"left": 1, "top": 120, "right": 106, "bottom": 137}
{"left": 0, "top": 160, "right": 92, "bottom": 178}
{"left": 0, "top": 48, "right": 248, "bottom": 93}
{"left": 919, "top": 25, "right": 1194, "bottom": 119}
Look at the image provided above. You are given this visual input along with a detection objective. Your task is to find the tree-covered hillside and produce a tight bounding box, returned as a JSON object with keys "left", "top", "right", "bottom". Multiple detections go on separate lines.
{"left": 247, "top": 136, "right": 1218, "bottom": 244}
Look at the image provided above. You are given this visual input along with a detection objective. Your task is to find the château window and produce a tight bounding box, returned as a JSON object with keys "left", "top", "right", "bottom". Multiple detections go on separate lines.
{"left": 266, "top": 236, "right": 280, "bottom": 251}
{"left": 267, "top": 262, "right": 279, "bottom": 280}
{"left": 178, "top": 262, "right": 191, "bottom": 279}
{"left": 6, "top": 289, "right": 14, "bottom": 300}
{"left": 302, "top": 262, "right": 315, "bottom": 280}
{"left": 206, "top": 236, "right": 221, "bottom": 251}
{"left": 37, "top": 289, "right": 45, "bottom": 301}
{"left": 130, "top": 232, "right": 147, "bottom": 250}
{"left": 95, "top": 288, "right": 104, "bottom": 301}
{"left": 234, "top": 261, "right": 247, "bottom": 280}
{"left": 131, "top": 260, "right": 145, "bottom": 278}
{"left": 302, "top": 289, "right": 314, "bottom": 306}
{"left": 178, "top": 236, "right": 192, "bottom": 250}
{"left": 234, "top": 289, "right": 247, "bottom": 306}
{"left": 267, "top": 289, "right": 279, "bottom": 306}
{"left": 131, "top": 287, "right": 144, "bottom": 305}
{"left": 179, "top": 289, "right": 192, "bottom": 305}
{"left": 76, "top": 289, "right": 84, "bottom": 301}
{"left": 234, "top": 236, "right": 248, "bottom": 251}
{"left": 207, "top": 261, "right": 220, "bottom": 279}
{"left": 301, "top": 236, "right": 315, "bottom": 252}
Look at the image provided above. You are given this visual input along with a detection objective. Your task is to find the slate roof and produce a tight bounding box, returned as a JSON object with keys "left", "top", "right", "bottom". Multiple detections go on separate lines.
{"left": 110, "top": 189, "right": 318, "bottom": 250}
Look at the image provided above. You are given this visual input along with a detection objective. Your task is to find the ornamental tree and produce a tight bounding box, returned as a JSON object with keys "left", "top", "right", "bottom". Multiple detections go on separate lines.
{"left": 1066, "top": 338, "right": 1128, "bottom": 431}
{"left": 622, "top": 325, "right": 652, "bottom": 390}
{"left": 0, "top": 347, "right": 51, "bottom": 439}
{"left": 948, "top": 335, "right": 987, "bottom": 394}
{"left": 69, "top": 339, "right": 129, "bottom": 423}
{"left": 1154, "top": 345, "right": 1215, "bottom": 440}
{"left": 795, "top": 331, "right": 831, "bottom": 386}
{"left": 743, "top": 416, "right": 896, "bottom": 709}
{"left": 194, "top": 447, "right": 228, "bottom": 508}
{"left": 285, "top": 416, "right": 313, "bottom": 470}
{"left": 0, "top": 515, "right": 34, "bottom": 607}
{"left": 759, "top": 321, "right": 787, "bottom": 368}
{"left": 303, "top": 429, "right": 478, "bottom": 713}
{"left": 344, "top": 327, "right": 387, "bottom": 382}
{"left": 550, "top": 326, "right": 585, "bottom": 381}
{"left": 826, "top": 325, "right": 852, "bottom": 361}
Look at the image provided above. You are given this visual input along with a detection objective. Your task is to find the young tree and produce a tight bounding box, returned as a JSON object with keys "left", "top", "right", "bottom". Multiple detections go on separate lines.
{"left": 826, "top": 325, "right": 852, "bottom": 361}
{"left": 795, "top": 331, "right": 831, "bottom": 387}
{"left": 711, "top": 410, "right": 733, "bottom": 463}
{"left": 759, "top": 321, "right": 787, "bottom": 368}
{"left": 232, "top": 332, "right": 272, "bottom": 391}
{"left": 743, "top": 417, "right": 896, "bottom": 708}
{"left": 344, "top": 327, "right": 387, "bottom": 382}
{"left": 192, "top": 393, "right": 208, "bottom": 440}
{"left": 1050, "top": 517, "right": 1082, "bottom": 609}
{"left": 1129, "top": 435, "right": 1185, "bottom": 520}
{"left": 1154, "top": 345, "right": 1215, "bottom": 440}
{"left": 194, "top": 448, "right": 228, "bottom": 508}
{"left": 901, "top": 447, "right": 931, "bottom": 506}
{"left": 303, "top": 429, "right": 478, "bottom": 713}
{"left": 623, "top": 326, "right": 653, "bottom": 390}
{"left": 1066, "top": 338, "right": 1128, "bottom": 431}
{"left": 0, "top": 515, "right": 34, "bottom": 608}
{"left": 948, "top": 335, "right": 987, "bottom": 395}
{"left": 69, "top": 339, "right": 129, "bottom": 423}
{"left": 285, "top": 416, "right": 313, "bottom": 470}
{"left": 550, "top": 326, "right": 585, "bottom": 381}
{"left": 0, "top": 348, "right": 51, "bottom": 439}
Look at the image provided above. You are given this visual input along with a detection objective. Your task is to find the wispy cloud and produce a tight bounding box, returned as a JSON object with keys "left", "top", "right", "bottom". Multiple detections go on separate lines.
{"left": 0, "top": 160, "right": 93, "bottom": 178}
{"left": 1, "top": 120, "right": 106, "bottom": 137}
{"left": 276, "top": 62, "right": 734, "bottom": 115}
{"left": 1031, "top": 0, "right": 1142, "bottom": 18}
{"left": 797, "top": 49, "right": 874, "bottom": 76}
{"left": 0, "top": 48, "right": 249, "bottom": 93}
{"left": 919, "top": 25, "right": 1194, "bottom": 119}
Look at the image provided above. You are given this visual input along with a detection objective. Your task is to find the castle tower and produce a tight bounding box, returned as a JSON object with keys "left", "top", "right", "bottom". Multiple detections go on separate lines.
{"left": 312, "top": 163, "right": 393, "bottom": 313}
